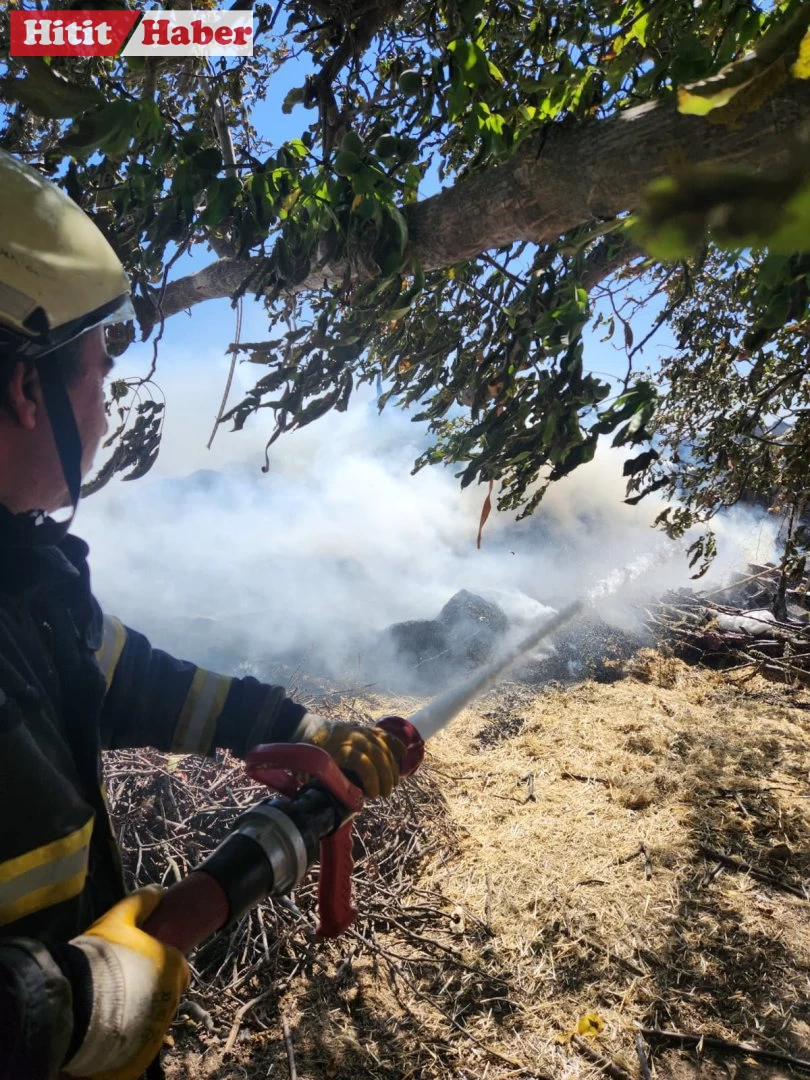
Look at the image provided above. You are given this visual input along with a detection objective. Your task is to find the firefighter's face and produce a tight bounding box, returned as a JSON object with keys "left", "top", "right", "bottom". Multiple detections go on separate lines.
{"left": 0, "top": 327, "right": 113, "bottom": 515}
{"left": 68, "top": 325, "right": 112, "bottom": 480}
{"left": 0, "top": 326, "right": 114, "bottom": 516}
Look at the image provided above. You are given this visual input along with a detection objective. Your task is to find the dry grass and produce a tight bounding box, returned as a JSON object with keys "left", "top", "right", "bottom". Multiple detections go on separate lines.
{"left": 107, "top": 655, "right": 810, "bottom": 1079}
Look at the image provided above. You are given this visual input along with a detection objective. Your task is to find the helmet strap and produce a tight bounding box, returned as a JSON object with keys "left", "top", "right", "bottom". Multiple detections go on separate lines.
{"left": 35, "top": 358, "right": 82, "bottom": 515}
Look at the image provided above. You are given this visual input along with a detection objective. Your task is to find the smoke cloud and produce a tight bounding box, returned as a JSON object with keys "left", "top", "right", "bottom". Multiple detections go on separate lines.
{"left": 77, "top": 346, "right": 778, "bottom": 692}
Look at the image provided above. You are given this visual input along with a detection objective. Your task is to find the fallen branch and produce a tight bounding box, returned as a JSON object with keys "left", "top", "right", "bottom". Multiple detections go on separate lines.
{"left": 635, "top": 1033, "right": 652, "bottom": 1080}
{"left": 637, "top": 1026, "right": 810, "bottom": 1072}
{"left": 571, "top": 1035, "right": 634, "bottom": 1080}
{"left": 223, "top": 986, "right": 277, "bottom": 1054}
{"left": 281, "top": 1014, "right": 298, "bottom": 1080}
{"left": 645, "top": 575, "right": 810, "bottom": 685}
{"left": 702, "top": 566, "right": 787, "bottom": 599}
{"left": 699, "top": 846, "right": 809, "bottom": 901}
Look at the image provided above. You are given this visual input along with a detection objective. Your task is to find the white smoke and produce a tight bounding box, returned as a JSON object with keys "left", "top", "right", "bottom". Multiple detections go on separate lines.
{"left": 77, "top": 337, "right": 778, "bottom": 688}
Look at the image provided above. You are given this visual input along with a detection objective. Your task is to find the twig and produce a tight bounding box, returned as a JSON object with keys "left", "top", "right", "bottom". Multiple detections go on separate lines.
{"left": 699, "top": 846, "right": 809, "bottom": 900}
{"left": 640, "top": 843, "right": 653, "bottom": 880}
{"left": 701, "top": 566, "right": 780, "bottom": 599}
{"left": 700, "top": 859, "right": 725, "bottom": 889}
{"left": 521, "top": 772, "right": 536, "bottom": 803}
{"left": 610, "top": 952, "right": 647, "bottom": 978}
{"left": 561, "top": 770, "right": 611, "bottom": 786}
{"left": 281, "top": 1014, "right": 298, "bottom": 1080}
{"left": 637, "top": 1026, "right": 810, "bottom": 1072}
{"left": 732, "top": 791, "right": 749, "bottom": 817}
{"left": 635, "top": 1033, "right": 652, "bottom": 1080}
{"left": 615, "top": 845, "right": 645, "bottom": 866}
{"left": 223, "top": 987, "right": 276, "bottom": 1054}
{"left": 206, "top": 297, "right": 242, "bottom": 449}
{"left": 571, "top": 1036, "right": 633, "bottom": 1080}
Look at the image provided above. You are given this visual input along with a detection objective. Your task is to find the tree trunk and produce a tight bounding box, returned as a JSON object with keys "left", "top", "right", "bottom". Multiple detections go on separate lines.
{"left": 158, "top": 80, "right": 810, "bottom": 319}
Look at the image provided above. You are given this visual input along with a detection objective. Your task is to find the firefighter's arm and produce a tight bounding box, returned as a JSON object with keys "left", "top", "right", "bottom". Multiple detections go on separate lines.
{"left": 0, "top": 888, "right": 187, "bottom": 1080}
{"left": 96, "top": 616, "right": 306, "bottom": 756}
{"left": 96, "top": 617, "right": 403, "bottom": 795}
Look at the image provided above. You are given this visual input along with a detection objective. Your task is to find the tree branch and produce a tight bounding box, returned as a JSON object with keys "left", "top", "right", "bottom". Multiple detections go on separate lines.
{"left": 157, "top": 80, "right": 810, "bottom": 319}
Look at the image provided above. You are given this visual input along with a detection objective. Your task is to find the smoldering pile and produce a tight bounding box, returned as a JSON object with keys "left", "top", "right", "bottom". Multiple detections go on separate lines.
{"left": 376, "top": 588, "right": 646, "bottom": 690}
{"left": 645, "top": 563, "right": 810, "bottom": 684}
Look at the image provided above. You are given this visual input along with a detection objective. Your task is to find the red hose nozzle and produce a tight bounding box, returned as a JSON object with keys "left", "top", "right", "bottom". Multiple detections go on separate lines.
{"left": 376, "top": 715, "right": 425, "bottom": 778}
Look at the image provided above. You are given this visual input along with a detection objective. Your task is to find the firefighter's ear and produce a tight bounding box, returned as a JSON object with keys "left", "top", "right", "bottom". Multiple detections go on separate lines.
{"left": 4, "top": 360, "right": 40, "bottom": 430}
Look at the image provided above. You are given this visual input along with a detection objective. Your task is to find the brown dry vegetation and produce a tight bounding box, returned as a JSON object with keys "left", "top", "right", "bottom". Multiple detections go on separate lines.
{"left": 108, "top": 653, "right": 810, "bottom": 1080}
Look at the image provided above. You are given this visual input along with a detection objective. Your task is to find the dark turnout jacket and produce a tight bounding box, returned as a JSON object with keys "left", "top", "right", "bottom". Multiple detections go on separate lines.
{"left": 0, "top": 506, "right": 306, "bottom": 1078}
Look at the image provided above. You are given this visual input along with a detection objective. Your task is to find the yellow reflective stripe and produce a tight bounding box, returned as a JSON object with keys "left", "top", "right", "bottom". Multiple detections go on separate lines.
{"left": 95, "top": 615, "right": 127, "bottom": 691}
{"left": 0, "top": 817, "right": 93, "bottom": 884}
{"left": 171, "top": 668, "right": 232, "bottom": 754}
{"left": 0, "top": 865, "right": 89, "bottom": 928}
{"left": 0, "top": 817, "right": 93, "bottom": 927}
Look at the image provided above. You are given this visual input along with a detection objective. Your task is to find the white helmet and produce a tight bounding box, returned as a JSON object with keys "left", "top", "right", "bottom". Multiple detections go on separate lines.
{"left": 0, "top": 150, "right": 135, "bottom": 513}
{"left": 0, "top": 149, "right": 133, "bottom": 360}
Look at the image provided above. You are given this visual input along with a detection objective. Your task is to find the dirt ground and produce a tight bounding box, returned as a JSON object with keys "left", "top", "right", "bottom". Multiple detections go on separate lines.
{"left": 149, "top": 652, "right": 810, "bottom": 1080}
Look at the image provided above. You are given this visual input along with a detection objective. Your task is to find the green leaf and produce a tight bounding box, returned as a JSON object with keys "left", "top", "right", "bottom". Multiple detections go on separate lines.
{"left": 549, "top": 435, "right": 598, "bottom": 479}
{"left": 199, "top": 179, "right": 229, "bottom": 227}
{"left": 387, "top": 206, "right": 409, "bottom": 255}
{"left": 0, "top": 60, "right": 104, "bottom": 120}
{"left": 61, "top": 100, "right": 139, "bottom": 159}
{"left": 634, "top": 164, "right": 810, "bottom": 258}
{"left": 677, "top": 5, "right": 810, "bottom": 119}
{"left": 767, "top": 182, "right": 810, "bottom": 252}
{"left": 792, "top": 28, "right": 810, "bottom": 78}
{"left": 351, "top": 166, "right": 379, "bottom": 195}
{"left": 624, "top": 476, "right": 668, "bottom": 505}
{"left": 622, "top": 448, "right": 659, "bottom": 476}
{"left": 282, "top": 86, "right": 306, "bottom": 114}
{"left": 447, "top": 38, "right": 492, "bottom": 87}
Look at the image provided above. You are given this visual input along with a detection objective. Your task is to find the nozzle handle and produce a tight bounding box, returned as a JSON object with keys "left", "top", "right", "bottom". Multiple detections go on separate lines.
{"left": 317, "top": 821, "right": 357, "bottom": 937}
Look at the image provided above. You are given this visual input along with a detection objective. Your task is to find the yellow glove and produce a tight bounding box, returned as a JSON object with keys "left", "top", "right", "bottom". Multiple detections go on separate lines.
{"left": 62, "top": 885, "right": 189, "bottom": 1080}
{"left": 292, "top": 714, "right": 405, "bottom": 798}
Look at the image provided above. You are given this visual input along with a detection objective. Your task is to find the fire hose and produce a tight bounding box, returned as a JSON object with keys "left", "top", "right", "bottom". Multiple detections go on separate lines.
{"left": 142, "top": 716, "right": 425, "bottom": 951}
{"left": 142, "top": 600, "right": 583, "bottom": 954}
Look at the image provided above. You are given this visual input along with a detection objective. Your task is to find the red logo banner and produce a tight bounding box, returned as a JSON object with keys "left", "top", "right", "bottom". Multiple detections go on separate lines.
{"left": 9, "top": 10, "right": 140, "bottom": 56}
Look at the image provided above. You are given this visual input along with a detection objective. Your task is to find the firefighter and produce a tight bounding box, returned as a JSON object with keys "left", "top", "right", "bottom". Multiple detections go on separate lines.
{"left": 0, "top": 149, "right": 403, "bottom": 1080}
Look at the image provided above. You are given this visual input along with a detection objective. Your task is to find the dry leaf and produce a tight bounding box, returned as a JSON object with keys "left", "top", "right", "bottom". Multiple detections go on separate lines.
{"left": 476, "top": 479, "right": 494, "bottom": 550}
